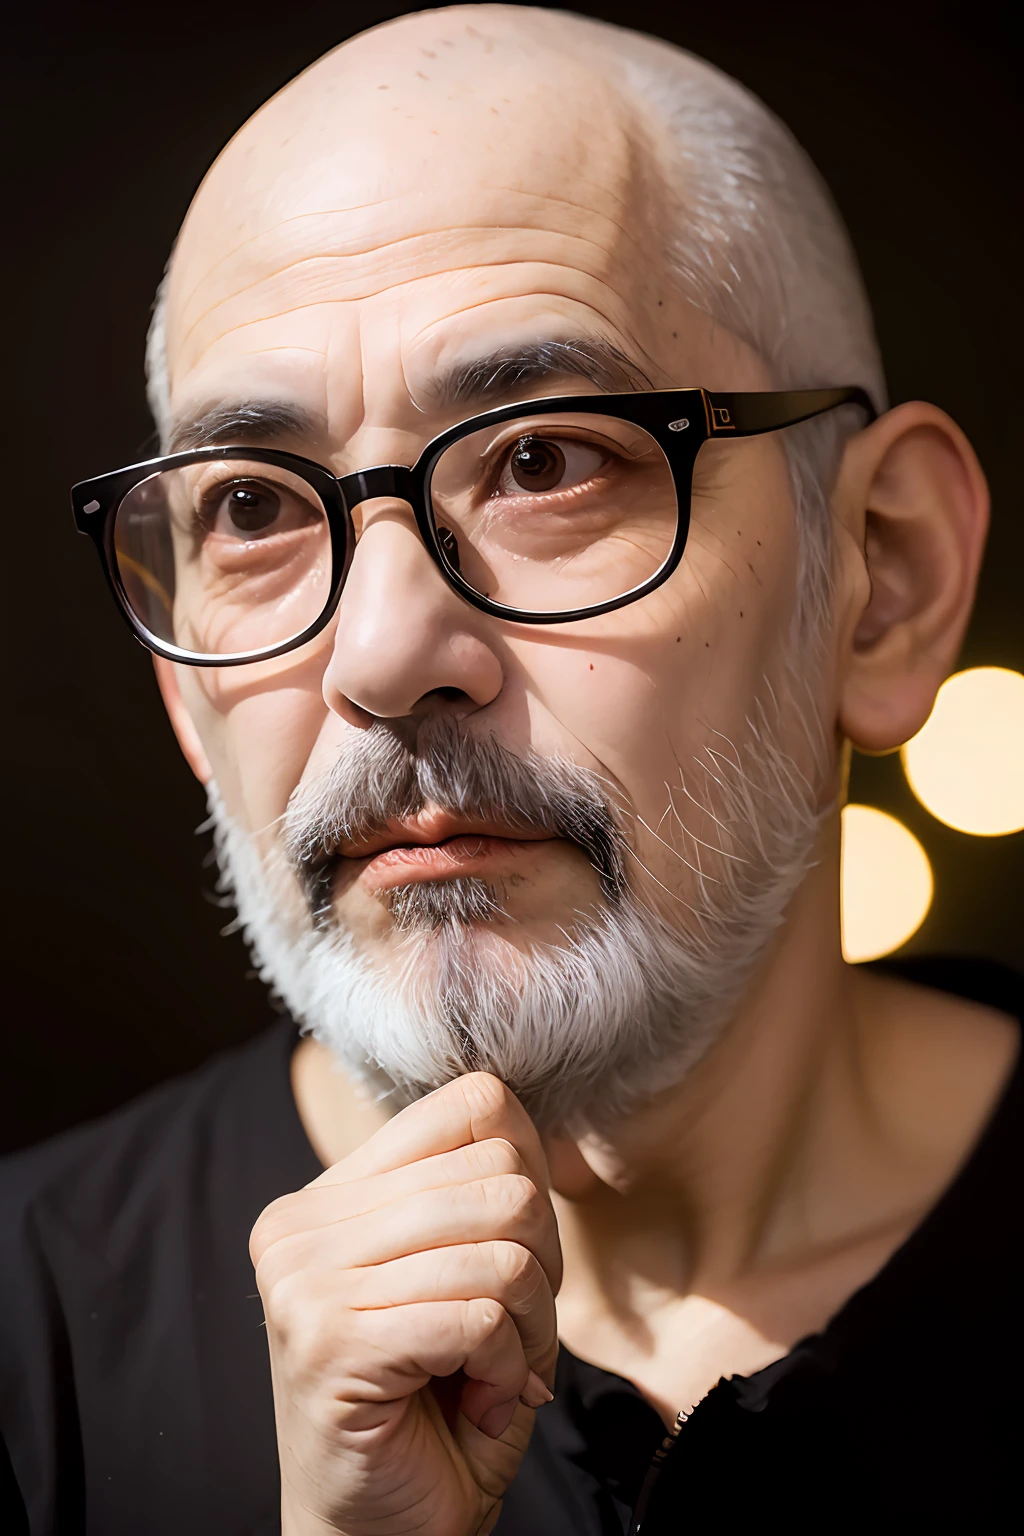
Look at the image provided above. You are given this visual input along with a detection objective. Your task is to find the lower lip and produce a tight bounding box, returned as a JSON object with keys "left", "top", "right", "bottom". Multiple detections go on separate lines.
{"left": 359, "top": 835, "right": 554, "bottom": 890}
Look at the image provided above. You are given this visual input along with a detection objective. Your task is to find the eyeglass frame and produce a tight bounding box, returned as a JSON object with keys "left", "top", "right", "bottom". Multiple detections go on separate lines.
{"left": 72, "top": 385, "right": 876, "bottom": 668}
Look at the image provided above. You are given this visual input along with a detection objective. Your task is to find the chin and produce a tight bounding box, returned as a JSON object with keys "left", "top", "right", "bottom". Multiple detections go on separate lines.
{"left": 346, "top": 871, "right": 592, "bottom": 954}
{"left": 205, "top": 756, "right": 827, "bottom": 1133}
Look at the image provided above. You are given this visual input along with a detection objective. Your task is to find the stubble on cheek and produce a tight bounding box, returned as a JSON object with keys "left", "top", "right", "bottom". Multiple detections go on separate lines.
{"left": 551, "top": 560, "right": 806, "bottom": 926}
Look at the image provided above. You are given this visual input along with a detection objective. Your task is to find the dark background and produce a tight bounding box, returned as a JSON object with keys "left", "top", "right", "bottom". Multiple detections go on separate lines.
{"left": 3, "top": 0, "right": 1020, "bottom": 1153}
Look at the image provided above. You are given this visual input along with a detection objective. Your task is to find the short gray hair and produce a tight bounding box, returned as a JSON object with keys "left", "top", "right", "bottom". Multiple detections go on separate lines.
{"left": 594, "top": 15, "right": 885, "bottom": 626}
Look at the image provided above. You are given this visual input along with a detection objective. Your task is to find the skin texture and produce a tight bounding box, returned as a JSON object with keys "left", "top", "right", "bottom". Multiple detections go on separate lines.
{"left": 150, "top": 8, "right": 1017, "bottom": 1533}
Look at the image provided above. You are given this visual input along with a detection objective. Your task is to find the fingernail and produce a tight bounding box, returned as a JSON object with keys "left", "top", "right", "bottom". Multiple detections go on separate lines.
{"left": 519, "top": 1370, "right": 555, "bottom": 1409}
{"left": 478, "top": 1397, "right": 520, "bottom": 1440}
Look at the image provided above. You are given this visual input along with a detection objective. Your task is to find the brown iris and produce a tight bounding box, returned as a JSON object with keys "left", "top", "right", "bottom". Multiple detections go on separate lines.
{"left": 219, "top": 483, "right": 281, "bottom": 535}
{"left": 508, "top": 436, "right": 566, "bottom": 492}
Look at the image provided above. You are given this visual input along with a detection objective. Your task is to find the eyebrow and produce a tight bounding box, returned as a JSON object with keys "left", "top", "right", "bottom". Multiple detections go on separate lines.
{"left": 165, "top": 337, "right": 655, "bottom": 454}
{"left": 166, "top": 400, "right": 325, "bottom": 454}
{"left": 425, "top": 337, "right": 654, "bottom": 408}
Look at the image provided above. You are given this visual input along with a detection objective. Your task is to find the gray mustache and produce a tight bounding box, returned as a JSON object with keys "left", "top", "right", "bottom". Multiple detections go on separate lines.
{"left": 283, "top": 716, "right": 626, "bottom": 915}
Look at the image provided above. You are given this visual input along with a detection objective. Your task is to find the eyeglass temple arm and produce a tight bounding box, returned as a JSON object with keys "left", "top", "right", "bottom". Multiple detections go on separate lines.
{"left": 703, "top": 387, "right": 877, "bottom": 438}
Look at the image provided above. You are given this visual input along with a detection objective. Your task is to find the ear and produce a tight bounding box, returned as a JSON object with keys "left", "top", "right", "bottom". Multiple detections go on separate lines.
{"left": 834, "top": 401, "right": 989, "bottom": 753}
{"left": 153, "top": 656, "right": 213, "bottom": 784}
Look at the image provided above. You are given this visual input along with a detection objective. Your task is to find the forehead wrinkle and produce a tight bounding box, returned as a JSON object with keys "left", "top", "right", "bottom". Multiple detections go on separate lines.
{"left": 174, "top": 194, "right": 650, "bottom": 354}
{"left": 176, "top": 256, "right": 651, "bottom": 389}
{"left": 182, "top": 166, "right": 639, "bottom": 257}
{"left": 237, "top": 344, "right": 326, "bottom": 358}
{"left": 502, "top": 187, "right": 640, "bottom": 248}
{"left": 173, "top": 202, "right": 405, "bottom": 321}
{"left": 176, "top": 220, "right": 636, "bottom": 358}
{"left": 479, "top": 182, "right": 656, "bottom": 281}
{"left": 183, "top": 178, "right": 639, "bottom": 303}
{"left": 179, "top": 306, "right": 340, "bottom": 376}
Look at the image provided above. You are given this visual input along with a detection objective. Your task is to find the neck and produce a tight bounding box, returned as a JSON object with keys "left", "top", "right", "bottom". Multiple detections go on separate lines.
{"left": 548, "top": 816, "right": 861, "bottom": 1290}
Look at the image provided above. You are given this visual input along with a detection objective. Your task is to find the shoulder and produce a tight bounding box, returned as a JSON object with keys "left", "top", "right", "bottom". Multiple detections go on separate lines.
{"left": 0, "top": 1020, "right": 300, "bottom": 1255}
{"left": 0, "top": 1022, "right": 305, "bottom": 1533}
{"left": 855, "top": 955, "right": 1021, "bottom": 1172}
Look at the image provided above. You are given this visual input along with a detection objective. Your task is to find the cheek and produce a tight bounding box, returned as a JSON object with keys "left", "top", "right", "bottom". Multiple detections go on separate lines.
{"left": 513, "top": 517, "right": 800, "bottom": 824}
{"left": 180, "top": 653, "right": 329, "bottom": 835}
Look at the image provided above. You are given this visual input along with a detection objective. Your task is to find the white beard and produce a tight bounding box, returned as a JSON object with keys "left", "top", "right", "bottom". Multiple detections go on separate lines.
{"left": 204, "top": 684, "right": 828, "bottom": 1135}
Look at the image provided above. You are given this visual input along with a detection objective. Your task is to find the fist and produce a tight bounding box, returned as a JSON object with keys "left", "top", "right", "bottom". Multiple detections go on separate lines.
{"left": 250, "top": 1073, "right": 562, "bottom": 1536}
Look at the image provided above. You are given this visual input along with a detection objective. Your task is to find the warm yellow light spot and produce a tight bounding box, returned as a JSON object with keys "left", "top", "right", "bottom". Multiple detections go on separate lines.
{"left": 841, "top": 805, "right": 933, "bottom": 962}
{"left": 902, "top": 667, "right": 1024, "bottom": 836}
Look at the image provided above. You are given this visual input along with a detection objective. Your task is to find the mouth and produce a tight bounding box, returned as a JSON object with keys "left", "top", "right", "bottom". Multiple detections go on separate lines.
{"left": 360, "top": 833, "right": 556, "bottom": 890}
{"left": 336, "top": 807, "right": 558, "bottom": 893}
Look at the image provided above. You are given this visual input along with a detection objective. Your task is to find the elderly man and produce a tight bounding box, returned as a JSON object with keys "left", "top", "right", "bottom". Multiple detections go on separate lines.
{"left": 2, "top": 5, "right": 1020, "bottom": 1533}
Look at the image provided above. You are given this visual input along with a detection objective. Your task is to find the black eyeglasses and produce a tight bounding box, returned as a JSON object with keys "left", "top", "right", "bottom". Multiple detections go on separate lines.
{"left": 72, "top": 386, "right": 874, "bottom": 667}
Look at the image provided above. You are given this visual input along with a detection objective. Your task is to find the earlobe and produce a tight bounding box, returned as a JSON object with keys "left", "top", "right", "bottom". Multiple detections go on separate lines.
{"left": 152, "top": 656, "right": 213, "bottom": 784}
{"left": 836, "top": 402, "right": 989, "bottom": 754}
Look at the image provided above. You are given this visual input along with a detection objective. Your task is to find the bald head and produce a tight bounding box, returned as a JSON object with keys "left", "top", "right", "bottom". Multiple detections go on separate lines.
{"left": 149, "top": 5, "right": 882, "bottom": 444}
{"left": 158, "top": 7, "right": 681, "bottom": 443}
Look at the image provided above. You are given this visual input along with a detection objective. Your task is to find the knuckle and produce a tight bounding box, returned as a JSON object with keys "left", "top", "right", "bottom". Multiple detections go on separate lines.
{"left": 473, "top": 1137, "right": 525, "bottom": 1179}
{"left": 490, "top": 1240, "right": 541, "bottom": 1294}
{"left": 262, "top": 1269, "right": 328, "bottom": 1354}
{"left": 248, "top": 1193, "right": 295, "bottom": 1264}
{"left": 466, "top": 1295, "right": 508, "bottom": 1339}
{"left": 489, "top": 1172, "right": 538, "bottom": 1226}
{"left": 253, "top": 1227, "right": 315, "bottom": 1297}
{"left": 262, "top": 1273, "right": 363, "bottom": 1388}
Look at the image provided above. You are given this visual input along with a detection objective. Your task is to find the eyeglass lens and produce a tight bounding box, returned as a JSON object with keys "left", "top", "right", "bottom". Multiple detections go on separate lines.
{"left": 113, "top": 460, "right": 333, "bottom": 658}
{"left": 428, "top": 412, "right": 676, "bottom": 612}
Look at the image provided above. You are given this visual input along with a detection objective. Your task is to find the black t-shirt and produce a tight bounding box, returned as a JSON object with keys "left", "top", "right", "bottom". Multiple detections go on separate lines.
{"left": 2, "top": 957, "right": 1021, "bottom": 1534}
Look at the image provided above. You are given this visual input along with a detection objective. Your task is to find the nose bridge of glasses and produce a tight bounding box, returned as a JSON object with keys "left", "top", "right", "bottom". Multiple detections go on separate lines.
{"left": 337, "top": 464, "right": 417, "bottom": 514}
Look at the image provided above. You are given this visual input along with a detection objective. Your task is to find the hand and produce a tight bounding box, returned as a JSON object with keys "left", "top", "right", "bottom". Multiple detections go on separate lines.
{"left": 250, "top": 1072, "right": 562, "bottom": 1536}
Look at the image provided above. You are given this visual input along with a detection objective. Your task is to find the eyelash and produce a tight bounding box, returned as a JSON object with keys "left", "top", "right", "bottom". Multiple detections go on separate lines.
{"left": 482, "top": 435, "right": 614, "bottom": 498}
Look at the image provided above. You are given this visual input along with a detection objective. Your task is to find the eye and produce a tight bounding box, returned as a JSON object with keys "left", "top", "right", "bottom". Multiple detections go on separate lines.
{"left": 498, "top": 435, "right": 607, "bottom": 496}
{"left": 217, "top": 483, "right": 281, "bottom": 535}
{"left": 197, "top": 478, "right": 316, "bottom": 540}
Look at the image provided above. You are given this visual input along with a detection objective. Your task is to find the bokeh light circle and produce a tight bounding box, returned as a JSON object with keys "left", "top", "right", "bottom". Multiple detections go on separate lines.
{"left": 841, "top": 805, "right": 934, "bottom": 963}
{"left": 902, "top": 667, "right": 1024, "bottom": 836}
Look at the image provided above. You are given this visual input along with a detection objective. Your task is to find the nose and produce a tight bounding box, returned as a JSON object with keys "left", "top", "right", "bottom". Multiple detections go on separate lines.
{"left": 321, "top": 499, "right": 504, "bottom": 724}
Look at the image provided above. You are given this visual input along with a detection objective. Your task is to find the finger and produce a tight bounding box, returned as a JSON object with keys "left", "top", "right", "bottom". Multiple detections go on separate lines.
{"left": 254, "top": 1127, "right": 564, "bottom": 1293}
{"left": 353, "top": 1297, "right": 532, "bottom": 1434}
{"left": 254, "top": 1135, "right": 530, "bottom": 1249}
{"left": 344, "top": 1242, "right": 558, "bottom": 1379}
{"left": 314, "top": 1072, "right": 551, "bottom": 1197}
{"left": 257, "top": 1174, "right": 562, "bottom": 1298}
